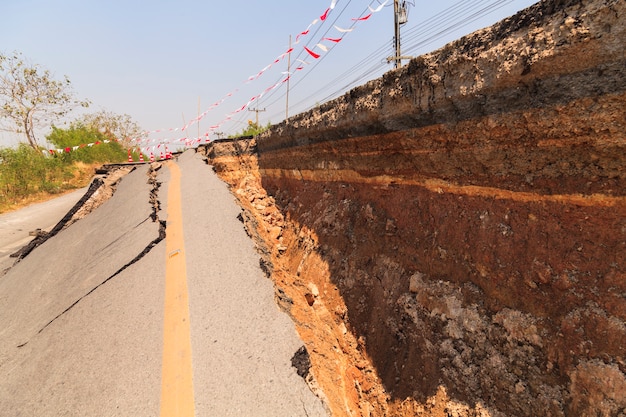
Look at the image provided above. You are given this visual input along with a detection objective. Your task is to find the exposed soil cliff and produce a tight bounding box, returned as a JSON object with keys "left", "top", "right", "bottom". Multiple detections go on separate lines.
{"left": 201, "top": 0, "right": 625, "bottom": 415}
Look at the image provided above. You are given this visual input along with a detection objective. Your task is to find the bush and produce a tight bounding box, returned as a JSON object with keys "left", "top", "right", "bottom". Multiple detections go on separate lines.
{"left": 229, "top": 121, "right": 271, "bottom": 138}
{"left": 0, "top": 125, "right": 140, "bottom": 212}
{"left": 47, "top": 124, "right": 128, "bottom": 164}
{"left": 0, "top": 144, "right": 70, "bottom": 205}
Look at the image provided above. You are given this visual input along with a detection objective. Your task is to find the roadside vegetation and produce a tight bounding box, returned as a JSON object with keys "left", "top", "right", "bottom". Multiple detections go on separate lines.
{"left": 229, "top": 120, "right": 271, "bottom": 138}
{"left": 0, "top": 125, "right": 136, "bottom": 213}
{"left": 0, "top": 51, "right": 144, "bottom": 214}
{"left": 1, "top": 144, "right": 80, "bottom": 213}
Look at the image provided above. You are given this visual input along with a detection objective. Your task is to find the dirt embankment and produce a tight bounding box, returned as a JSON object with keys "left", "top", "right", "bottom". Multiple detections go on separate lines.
{"left": 201, "top": 0, "right": 625, "bottom": 415}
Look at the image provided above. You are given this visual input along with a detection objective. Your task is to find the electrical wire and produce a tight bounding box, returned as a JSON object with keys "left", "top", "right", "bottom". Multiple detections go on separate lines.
{"left": 224, "top": 0, "right": 362, "bottom": 135}
{"left": 259, "top": 0, "right": 362, "bottom": 109}
{"left": 256, "top": 0, "right": 383, "bottom": 128}
{"left": 228, "top": 0, "right": 525, "bottom": 135}
{"left": 288, "top": 0, "right": 519, "bottom": 117}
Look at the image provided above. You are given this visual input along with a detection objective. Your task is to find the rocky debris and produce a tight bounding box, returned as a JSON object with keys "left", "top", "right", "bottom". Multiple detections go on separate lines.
{"left": 292, "top": 346, "right": 312, "bottom": 379}
{"left": 28, "top": 229, "right": 47, "bottom": 238}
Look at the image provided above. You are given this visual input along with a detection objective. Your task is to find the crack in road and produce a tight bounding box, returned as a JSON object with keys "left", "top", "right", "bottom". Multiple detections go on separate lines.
{"left": 19, "top": 221, "right": 166, "bottom": 347}
{"left": 17, "top": 166, "right": 166, "bottom": 347}
{"left": 9, "top": 166, "right": 136, "bottom": 265}
{"left": 10, "top": 177, "right": 106, "bottom": 261}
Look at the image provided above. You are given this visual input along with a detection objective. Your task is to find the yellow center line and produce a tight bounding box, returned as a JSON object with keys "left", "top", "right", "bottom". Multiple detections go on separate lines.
{"left": 160, "top": 162, "right": 195, "bottom": 416}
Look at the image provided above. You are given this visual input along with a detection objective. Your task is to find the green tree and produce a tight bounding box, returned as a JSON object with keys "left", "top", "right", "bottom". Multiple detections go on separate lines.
{"left": 230, "top": 120, "right": 271, "bottom": 138}
{"left": 78, "top": 110, "right": 144, "bottom": 146}
{"left": 46, "top": 124, "right": 128, "bottom": 164}
{"left": 0, "top": 51, "right": 89, "bottom": 150}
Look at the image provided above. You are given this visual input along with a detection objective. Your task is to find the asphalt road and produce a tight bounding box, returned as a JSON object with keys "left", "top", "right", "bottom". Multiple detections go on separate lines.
{"left": 0, "top": 188, "right": 86, "bottom": 274}
{"left": 0, "top": 150, "right": 328, "bottom": 416}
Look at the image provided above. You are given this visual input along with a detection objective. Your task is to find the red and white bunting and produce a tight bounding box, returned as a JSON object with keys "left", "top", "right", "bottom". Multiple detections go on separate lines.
{"left": 127, "top": 0, "right": 388, "bottom": 147}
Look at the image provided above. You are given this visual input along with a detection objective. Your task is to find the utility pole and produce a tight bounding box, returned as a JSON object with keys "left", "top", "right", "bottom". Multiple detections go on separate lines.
{"left": 248, "top": 107, "right": 266, "bottom": 127}
{"left": 393, "top": 0, "right": 401, "bottom": 68}
{"left": 197, "top": 96, "right": 201, "bottom": 141}
{"left": 286, "top": 35, "right": 292, "bottom": 122}
{"left": 388, "top": 0, "right": 411, "bottom": 69}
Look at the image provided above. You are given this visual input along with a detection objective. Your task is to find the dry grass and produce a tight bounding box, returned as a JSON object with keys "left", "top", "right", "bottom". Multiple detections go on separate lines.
{"left": 0, "top": 162, "right": 99, "bottom": 214}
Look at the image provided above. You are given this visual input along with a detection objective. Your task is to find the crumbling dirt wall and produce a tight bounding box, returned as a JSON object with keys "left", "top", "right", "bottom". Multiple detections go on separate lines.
{"left": 202, "top": 0, "right": 625, "bottom": 415}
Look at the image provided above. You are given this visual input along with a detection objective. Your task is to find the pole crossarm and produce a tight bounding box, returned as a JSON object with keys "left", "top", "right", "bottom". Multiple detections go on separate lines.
{"left": 248, "top": 107, "right": 266, "bottom": 126}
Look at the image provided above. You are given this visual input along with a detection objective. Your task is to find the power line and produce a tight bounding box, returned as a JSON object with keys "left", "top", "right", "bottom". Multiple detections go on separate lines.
{"left": 229, "top": 0, "right": 525, "bottom": 135}
{"left": 224, "top": 0, "right": 362, "bottom": 135}
{"left": 259, "top": 0, "right": 381, "bottom": 123}
{"left": 277, "top": 0, "right": 522, "bottom": 121}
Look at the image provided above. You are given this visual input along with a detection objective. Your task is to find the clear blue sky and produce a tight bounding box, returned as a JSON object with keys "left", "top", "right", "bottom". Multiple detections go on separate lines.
{"left": 1, "top": 0, "right": 538, "bottom": 149}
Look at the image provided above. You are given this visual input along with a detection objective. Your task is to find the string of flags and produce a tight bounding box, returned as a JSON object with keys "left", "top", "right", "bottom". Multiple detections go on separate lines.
{"left": 184, "top": 0, "right": 389, "bottom": 141}
{"left": 47, "top": 0, "right": 389, "bottom": 159}
{"left": 43, "top": 139, "right": 115, "bottom": 156}
{"left": 42, "top": 136, "right": 178, "bottom": 163}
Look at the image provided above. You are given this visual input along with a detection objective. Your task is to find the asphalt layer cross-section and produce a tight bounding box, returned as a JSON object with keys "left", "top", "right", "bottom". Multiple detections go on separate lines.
{"left": 0, "top": 150, "right": 328, "bottom": 416}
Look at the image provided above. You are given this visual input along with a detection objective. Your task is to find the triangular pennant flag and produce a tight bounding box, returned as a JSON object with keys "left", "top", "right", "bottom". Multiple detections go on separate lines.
{"left": 334, "top": 25, "right": 354, "bottom": 33}
{"left": 295, "top": 20, "right": 317, "bottom": 43}
{"left": 369, "top": 1, "right": 389, "bottom": 13}
{"left": 296, "top": 30, "right": 309, "bottom": 43}
{"left": 352, "top": 13, "right": 372, "bottom": 21}
{"left": 304, "top": 46, "right": 321, "bottom": 59}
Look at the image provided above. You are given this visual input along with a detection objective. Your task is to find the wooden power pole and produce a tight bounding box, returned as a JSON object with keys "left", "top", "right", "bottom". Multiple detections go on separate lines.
{"left": 388, "top": 0, "right": 411, "bottom": 68}
{"left": 248, "top": 107, "right": 266, "bottom": 127}
{"left": 286, "top": 35, "right": 292, "bottom": 122}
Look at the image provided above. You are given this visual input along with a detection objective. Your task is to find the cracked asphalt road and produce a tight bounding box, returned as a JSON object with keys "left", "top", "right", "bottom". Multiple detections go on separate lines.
{"left": 0, "top": 150, "right": 328, "bottom": 416}
{"left": 0, "top": 188, "right": 87, "bottom": 274}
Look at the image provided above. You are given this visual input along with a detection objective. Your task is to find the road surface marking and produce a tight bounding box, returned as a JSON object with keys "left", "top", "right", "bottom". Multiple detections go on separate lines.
{"left": 160, "top": 162, "right": 195, "bottom": 416}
